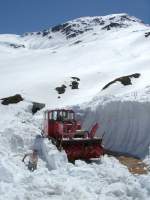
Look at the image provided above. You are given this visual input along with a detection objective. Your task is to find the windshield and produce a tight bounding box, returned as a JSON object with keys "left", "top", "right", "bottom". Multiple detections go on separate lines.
{"left": 49, "top": 110, "right": 75, "bottom": 121}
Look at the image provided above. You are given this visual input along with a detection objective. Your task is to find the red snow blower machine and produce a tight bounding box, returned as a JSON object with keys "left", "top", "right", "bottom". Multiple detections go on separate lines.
{"left": 42, "top": 109, "right": 104, "bottom": 161}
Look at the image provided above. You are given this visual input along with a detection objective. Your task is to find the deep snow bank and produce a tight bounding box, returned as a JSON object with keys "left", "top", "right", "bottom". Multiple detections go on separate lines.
{"left": 82, "top": 99, "right": 150, "bottom": 158}
{"left": 33, "top": 135, "right": 68, "bottom": 170}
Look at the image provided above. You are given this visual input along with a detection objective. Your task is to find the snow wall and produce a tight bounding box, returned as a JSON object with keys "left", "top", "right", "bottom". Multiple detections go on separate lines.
{"left": 82, "top": 101, "right": 150, "bottom": 158}
{"left": 33, "top": 135, "right": 68, "bottom": 170}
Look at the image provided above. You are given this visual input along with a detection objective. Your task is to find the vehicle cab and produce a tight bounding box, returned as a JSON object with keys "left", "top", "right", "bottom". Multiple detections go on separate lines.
{"left": 43, "top": 109, "right": 81, "bottom": 139}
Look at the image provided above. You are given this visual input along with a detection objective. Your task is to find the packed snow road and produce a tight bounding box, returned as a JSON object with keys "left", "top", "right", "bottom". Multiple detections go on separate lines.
{"left": 0, "top": 101, "right": 150, "bottom": 200}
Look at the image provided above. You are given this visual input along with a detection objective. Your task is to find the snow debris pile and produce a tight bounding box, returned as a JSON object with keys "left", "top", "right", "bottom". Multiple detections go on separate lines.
{"left": 0, "top": 101, "right": 150, "bottom": 200}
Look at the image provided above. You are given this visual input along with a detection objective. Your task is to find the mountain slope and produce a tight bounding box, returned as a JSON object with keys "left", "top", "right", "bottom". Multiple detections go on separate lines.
{"left": 0, "top": 13, "right": 150, "bottom": 108}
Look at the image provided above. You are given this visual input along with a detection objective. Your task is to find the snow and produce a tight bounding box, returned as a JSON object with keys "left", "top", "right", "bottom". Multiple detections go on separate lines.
{"left": 80, "top": 99, "right": 150, "bottom": 158}
{"left": 0, "top": 101, "right": 150, "bottom": 200}
{"left": 0, "top": 13, "right": 150, "bottom": 107}
{"left": 0, "top": 13, "right": 150, "bottom": 199}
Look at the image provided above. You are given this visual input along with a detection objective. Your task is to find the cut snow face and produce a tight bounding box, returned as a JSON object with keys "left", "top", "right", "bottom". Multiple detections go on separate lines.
{"left": 80, "top": 99, "right": 150, "bottom": 158}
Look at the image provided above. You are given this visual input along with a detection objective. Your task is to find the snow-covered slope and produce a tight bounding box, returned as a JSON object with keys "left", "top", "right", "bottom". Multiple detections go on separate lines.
{"left": 0, "top": 13, "right": 150, "bottom": 107}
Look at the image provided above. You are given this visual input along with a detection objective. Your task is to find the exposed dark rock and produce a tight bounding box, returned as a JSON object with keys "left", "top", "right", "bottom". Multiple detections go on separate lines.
{"left": 1, "top": 94, "right": 24, "bottom": 105}
{"left": 120, "top": 15, "right": 136, "bottom": 22}
{"left": 63, "top": 25, "right": 72, "bottom": 35}
{"left": 22, "top": 15, "right": 139, "bottom": 41}
{"left": 32, "top": 102, "right": 45, "bottom": 114}
{"left": 73, "top": 40, "right": 82, "bottom": 45}
{"left": 70, "top": 81, "right": 79, "bottom": 89}
{"left": 36, "top": 32, "right": 41, "bottom": 35}
{"left": 145, "top": 32, "right": 150, "bottom": 38}
{"left": 102, "top": 22, "right": 124, "bottom": 30}
{"left": 131, "top": 73, "right": 141, "bottom": 78}
{"left": 10, "top": 44, "right": 25, "bottom": 48}
{"left": 51, "top": 23, "right": 69, "bottom": 32}
{"left": 70, "top": 77, "right": 80, "bottom": 89}
{"left": 109, "top": 17, "right": 115, "bottom": 20}
{"left": 51, "top": 21, "right": 87, "bottom": 39}
{"left": 84, "top": 28, "right": 93, "bottom": 32}
{"left": 92, "top": 18, "right": 105, "bottom": 25}
{"left": 71, "top": 24, "right": 78, "bottom": 27}
{"left": 51, "top": 24, "right": 63, "bottom": 32}
{"left": 99, "top": 20, "right": 105, "bottom": 25}
{"left": 42, "top": 30, "right": 50, "bottom": 37}
{"left": 66, "top": 30, "right": 84, "bottom": 39}
{"left": 0, "top": 94, "right": 45, "bottom": 114}
{"left": 102, "top": 73, "right": 141, "bottom": 90}
{"left": 23, "top": 32, "right": 34, "bottom": 37}
{"left": 55, "top": 84, "right": 67, "bottom": 94}
{"left": 93, "top": 18, "right": 101, "bottom": 24}
{"left": 67, "top": 33, "right": 77, "bottom": 39}
{"left": 71, "top": 77, "right": 80, "bottom": 81}
{"left": 80, "top": 21, "right": 88, "bottom": 25}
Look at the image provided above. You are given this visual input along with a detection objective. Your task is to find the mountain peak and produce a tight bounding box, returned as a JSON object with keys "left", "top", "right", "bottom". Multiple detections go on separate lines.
{"left": 23, "top": 13, "right": 143, "bottom": 40}
{"left": 0, "top": 13, "right": 146, "bottom": 50}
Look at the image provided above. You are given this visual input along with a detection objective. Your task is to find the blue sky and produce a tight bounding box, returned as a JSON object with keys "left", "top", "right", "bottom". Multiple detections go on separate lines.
{"left": 0, "top": 0, "right": 150, "bottom": 34}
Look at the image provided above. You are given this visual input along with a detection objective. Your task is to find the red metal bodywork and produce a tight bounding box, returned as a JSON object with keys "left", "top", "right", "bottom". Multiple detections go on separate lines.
{"left": 43, "top": 109, "right": 104, "bottom": 160}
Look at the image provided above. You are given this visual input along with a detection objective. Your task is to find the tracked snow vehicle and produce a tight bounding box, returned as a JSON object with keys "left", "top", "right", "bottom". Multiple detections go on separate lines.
{"left": 42, "top": 109, "right": 104, "bottom": 161}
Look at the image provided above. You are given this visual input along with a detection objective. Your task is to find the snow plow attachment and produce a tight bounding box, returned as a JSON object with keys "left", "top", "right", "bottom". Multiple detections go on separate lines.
{"left": 58, "top": 138, "right": 104, "bottom": 161}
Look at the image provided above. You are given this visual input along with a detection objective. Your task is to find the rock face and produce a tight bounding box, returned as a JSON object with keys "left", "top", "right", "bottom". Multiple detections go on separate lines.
{"left": 70, "top": 77, "right": 80, "bottom": 89}
{"left": 23, "top": 13, "right": 142, "bottom": 44}
{"left": 0, "top": 94, "right": 45, "bottom": 114}
{"left": 9, "top": 43, "right": 25, "bottom": 49}
{"left": 55, "top": 77, "right": 80, "bottom": 98}
{"left": 102, "top": 73, "right": 141, "bottom": 90}
{"left": 145, "top": 32, "right": 150, "bottom": 38}
{"left": 1, "top": 94, "right": 24, "bottom": 105}
{"left": 70, "top": 81, "right": 79, "bottom": 89}
{"left": 102, "top": 22, "right": 125, "bottom": 30}
{"left": 32, "top": 102, "right": 45, "bottom": 114}
{"left": 55, "top": 84, "right": 67, "bottom": 94}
